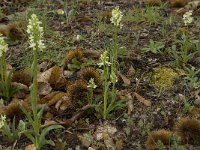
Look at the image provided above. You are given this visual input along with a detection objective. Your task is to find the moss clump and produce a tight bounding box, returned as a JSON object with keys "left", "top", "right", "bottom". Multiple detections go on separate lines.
{"left": 151, "top": 67, "right": 182, "bottom": 90}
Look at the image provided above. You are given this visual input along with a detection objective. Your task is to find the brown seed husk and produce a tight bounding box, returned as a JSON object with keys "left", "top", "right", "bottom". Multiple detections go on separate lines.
{"left": 175, "top": 117, "right": 200, "bottom": 145}
{"left": 146, "top": 129, "right": 173, "bottom": 150}
{"left": 79, "top": 67, "right": 101, "bottom": 86}
{"left": 12, "top": 70, "right": 32, "bottom": 86}
{"left": 48, "top": 65, "right": 67, "bottom": 91}
{"left": 67, "top": 80, "right": 88, "bottom": 105}
{"left": 64, "top": 48, "right": 84, "bottom": 69}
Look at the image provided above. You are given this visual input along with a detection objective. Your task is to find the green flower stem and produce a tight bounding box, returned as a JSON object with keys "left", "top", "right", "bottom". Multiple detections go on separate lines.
{"left": 101, "top": 6, "right": 122, "bottom": 119}
{"left": 103, "top": 26, "right": 119, "bottom": 119}
{"left": 0, "top": 54, "right": 5, "bottom": 84}
{"left": 110, "top": 82, "right": 116, "bottom": 105}
{"left": 103, "top": 64, "right": 109, "bottom": 120}
{"left": 181, "top": 32, "right": 191, "bottom": 67}
{"left": 32, "top": 48, "right": 40, "bottom": 150}
{"left": 4, "top": 54, "right": 9, "bottom": 101}
{"left": 24, "top": 14, "right": 63, "bottom": 150}
{"left": 0, "top": 59, "right": 2, "bottom": 81}
{"left": 110, "top": 26, "right": 119, "bottom": 106}
{"left": 0, "top": 52, "right": 9, "bottom": 101}
{"left": 32, "top": 49, "right": 38, "bottom": 120}
{"left": 112, "top": 26, "right": 119, "bottom": 70}
{"left": 0, "top": 57, "right": 4, "bottom": 94}
{"left": 88, "top": 88, "right": 94, "bottom": 104}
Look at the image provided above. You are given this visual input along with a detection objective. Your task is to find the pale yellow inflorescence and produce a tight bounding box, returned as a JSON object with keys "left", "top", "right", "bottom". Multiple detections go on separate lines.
{"left": 110, "top": 6, "right": 123, "bottom": 27}
{"left": 98, "top": 51, "right": 111, "bottom": 67}
{"left": 183, "top": 10, "right": 194, "bottom": 26}
{"left": 87, "top": 78, "right": 97, "bottom": 89}
{"left": 110, "top": 71, "right": 118, "bottom": 83}
{"left": 0, "top": 115, "right": 6, "bottom": 129}
{"left": 0, "top": 35, "right": 8, "bottom": 58}
{"left": 27, "top": 14, "right": 45, "bottom": 51}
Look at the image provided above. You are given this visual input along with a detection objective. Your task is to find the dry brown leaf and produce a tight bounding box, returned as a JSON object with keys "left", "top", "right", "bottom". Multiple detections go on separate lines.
{"left": 40, "top": 91, "right": 60, "bottom": 104}
{"left": 12, "top": 82, "right": 29, "bottom": 90}
{"left": 42, "top": 119, "right": 72, "bottom": 128}
{"left": 24, "top": 144, "right": 36, "bottom": 150}
{"left": 37, "top": 67, "right": 53, "bottom": 82}
{"left": 47, "top": 92, "right": 67, "bottom": 106}
{"left": 127, "top": 65, "right": 135, "bottom": 78}
{"left": 42, "top": 120, "right": 59, "bottom": 128}
{"left": 40, "top": 92, "right": 72, "bottom": 113}
{"left": 175, "top": 1, "right": 200, "bottom": 15}
{"left": 134, "top": 92, "right": 151, "bottom": 107}
{"left": 39, "top": 61, "right": 53, "bottom": 72}
{"left": 127, "top": 93, "right": 134, "bottom": 115}
{"left": 40, "top": 91, "right": 61, "bottom": 104}
{"left": 39, "top": 61, "right": 48, "bottom": 72}
{"left": 83, "top": 49, "right": 101, "bottom": 59}
{"left": 38, "top": 82, "right": 52, "bottom": 96}
{"left": 56, "top": 95, "right": 72, "bottom": 111}
{"left": 55, "top": 99, "right": 63, "bottom": 111}
{"left": 117, "top": 71, "right": 131, "bottom": 86}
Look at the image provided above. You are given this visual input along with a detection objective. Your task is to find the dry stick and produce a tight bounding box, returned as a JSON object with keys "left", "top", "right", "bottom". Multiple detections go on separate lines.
{"left": 70, "top": 104, "right": 96, "bottom": 122}
{"left": 60, "top": 104, "right": 95, "bottom": 127}
{"left": 11, "top": 139, "right": 18, "bottom": 150}
{"left": 116, "top": 71, "right": 148, "bottom": 118}
{"left": 132, "top": 71, "right": 147, "bottom": 103}
{"left": 41, "top": 104, "right": 95, "bottom": 128}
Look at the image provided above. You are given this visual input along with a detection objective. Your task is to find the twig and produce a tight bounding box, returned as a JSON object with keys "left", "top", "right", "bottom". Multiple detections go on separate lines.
{"left": 11, "top": 139, "right": 18, "bottom": 150}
